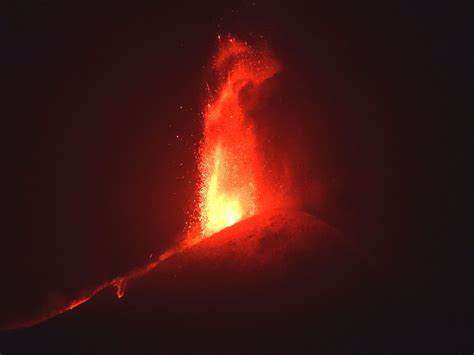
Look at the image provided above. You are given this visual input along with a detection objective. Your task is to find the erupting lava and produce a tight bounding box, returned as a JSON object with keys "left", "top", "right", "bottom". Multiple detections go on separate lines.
{"left": 2, "top": 35, "right": 290, "bottom": 331}
{"left": 198, "top": 37, "right": 280, "bottom": 237}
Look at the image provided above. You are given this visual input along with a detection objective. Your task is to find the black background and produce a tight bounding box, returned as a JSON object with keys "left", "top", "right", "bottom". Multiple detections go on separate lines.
{"left": 3, "top": 0, "right": 471, "bottom": 353}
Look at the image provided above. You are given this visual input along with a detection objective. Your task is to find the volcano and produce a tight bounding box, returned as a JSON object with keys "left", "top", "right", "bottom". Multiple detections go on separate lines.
{"left": 1, "top": 209, "right": 373, "bottom": 354}
{"left": 4, "top": 2, "right": 471, "bottom": 354}
{"left": 127, "top": 208, "right": 365, "bottom": 326}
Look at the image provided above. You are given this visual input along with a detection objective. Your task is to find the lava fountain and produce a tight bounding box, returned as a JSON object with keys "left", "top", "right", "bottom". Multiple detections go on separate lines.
{"left": 2, "top": 36, "right": 290, "bottom": 331}
{"left": 198, "top": 37, "right": 280, "bottom": 237}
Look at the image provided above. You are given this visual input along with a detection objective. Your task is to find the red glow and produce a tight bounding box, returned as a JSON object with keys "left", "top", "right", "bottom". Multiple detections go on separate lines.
{"left": 198, "top": 37, "right": 280, "bottom": 237}
{"left": 1, "top": 36, "right": 293, "bottom": 332}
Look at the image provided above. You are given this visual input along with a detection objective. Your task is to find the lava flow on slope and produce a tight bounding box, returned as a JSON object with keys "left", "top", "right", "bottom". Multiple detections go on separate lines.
{"left": 1, "top": 36, "right": 293, "bottom": 331}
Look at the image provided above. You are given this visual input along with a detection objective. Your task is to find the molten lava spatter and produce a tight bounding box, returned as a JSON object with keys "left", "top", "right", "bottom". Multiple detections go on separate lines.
{"left": 198, "top": 37, "right": 280, "bottom": 237}
{"left": 1, "top": 36, "right": 291, "bottom": 332}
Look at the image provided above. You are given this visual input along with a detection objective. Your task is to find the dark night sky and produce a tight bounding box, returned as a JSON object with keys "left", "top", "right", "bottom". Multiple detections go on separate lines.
{"left": 3, "top": 0, "right": 471, "bottom": 352}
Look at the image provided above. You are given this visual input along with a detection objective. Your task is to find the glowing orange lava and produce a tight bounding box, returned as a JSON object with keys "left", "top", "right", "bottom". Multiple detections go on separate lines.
{"left": 1, "top": 36, "right": 291, "bottom": 332}
{"left": 198, "top": 37, "right": 280, "bottom": 237}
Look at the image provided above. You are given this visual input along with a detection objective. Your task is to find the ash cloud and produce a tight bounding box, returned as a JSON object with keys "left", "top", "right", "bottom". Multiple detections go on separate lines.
{"left": 239, "top": 71, "right": 332, "bottom": 218}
